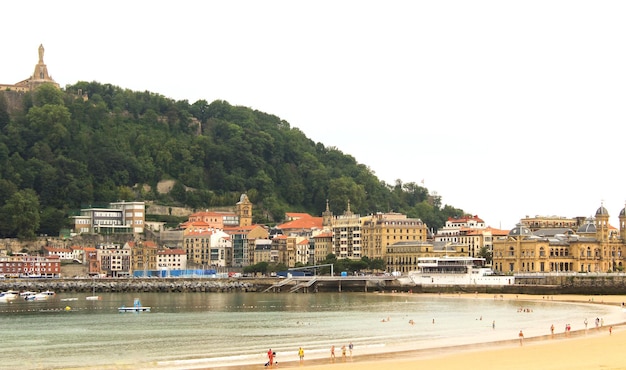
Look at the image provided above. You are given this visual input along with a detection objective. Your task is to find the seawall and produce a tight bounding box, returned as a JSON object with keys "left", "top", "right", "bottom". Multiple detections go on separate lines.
{"left": 2, "top": 275, "right": 626, "bottom": 295}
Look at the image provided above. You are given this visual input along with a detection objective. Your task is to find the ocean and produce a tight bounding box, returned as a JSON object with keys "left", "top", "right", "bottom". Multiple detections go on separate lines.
{"left": 0, "top": 291, "right": 620, "bottom": 369}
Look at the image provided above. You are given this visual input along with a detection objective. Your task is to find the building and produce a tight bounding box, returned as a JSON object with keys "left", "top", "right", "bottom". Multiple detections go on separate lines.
{"left": 95, "top": 244, "right": 131, "bottom": 277}
{"left": 253, "top": 239, "right": 274, "bottom": 264}
{"left": 209, "top": 230, "right": 232, "bottom": 267}
{"left": 0, "top": 254, "right": 61, "bottom": 278}
{"left": 224, "top": 224, "right": 269, "bottom": 267}
{"left": 71, "top": 201, "right": 145, "bottom": 235}
{"left": 385, "top": 241, "right": 467, "bottom": 274}
{"left": 519, "top": 215, "right": 583, "bottom": 232}
{"left": 157, "top": 248, "right": 187, "bottom": 273}
{"left": 184, "top": 211, "right": 238, "bottom": 230}
{"left": 312, "top": 232, "right": 333, "bottom": 264}
{"left": 0, "top": 44, "right": 60, "bottom": 92}
{"left": 492, "top": 203, "right": 625, "bottom": 274}
{"left": 331, "top": 202, "right": 362, "bottom": 260}
{"left": 42, "top": 245, "right": 74, "bottom": 260}
{"left": 361, "top": 212, "right": 428, "bottom": 260}
{"left": 434, "top": 215, "right": 490, "bottom": 257}
{"left": 276, "top": 214, "right": 323, "bottom": 238}
{"left": 183, "top": 228, "right": 214, "bottom": 267}
{"left": 128, "top": 241, "right": 158, "bottom": 273}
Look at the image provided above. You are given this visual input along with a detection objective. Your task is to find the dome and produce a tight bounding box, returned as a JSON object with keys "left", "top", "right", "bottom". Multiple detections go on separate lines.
{"left": 577, "top": 218, "right": 597, "bottom": 233}
{"left": 508, "top": 223, "right": 532, "bottom": 237}
{"left": 596, "top": 205, "right": 609, "bottom": 216}
{"left": 620, "top": 207, "right": 626, "bottom": 217}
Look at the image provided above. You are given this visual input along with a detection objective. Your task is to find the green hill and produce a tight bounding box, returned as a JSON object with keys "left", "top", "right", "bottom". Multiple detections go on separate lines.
{"left": 0, "top": 82, "right": 465, "bottom": 239}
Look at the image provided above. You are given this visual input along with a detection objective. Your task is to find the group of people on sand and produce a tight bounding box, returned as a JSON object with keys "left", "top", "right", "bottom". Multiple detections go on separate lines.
{"left": 266, "top": 342, "right": 354, "bottom": 367}
{"left": 330, "top": 342, "right": 353, "bottom": 362}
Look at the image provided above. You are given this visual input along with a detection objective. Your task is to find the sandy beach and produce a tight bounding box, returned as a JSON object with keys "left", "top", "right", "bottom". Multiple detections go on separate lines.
{"left": 234, "top": 293, "right": 626, "bottom": 370}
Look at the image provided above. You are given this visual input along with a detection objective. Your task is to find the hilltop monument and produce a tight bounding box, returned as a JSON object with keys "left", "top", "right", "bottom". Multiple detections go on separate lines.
{"left": 0, "top": 44, "right": 60, "bottom": 92}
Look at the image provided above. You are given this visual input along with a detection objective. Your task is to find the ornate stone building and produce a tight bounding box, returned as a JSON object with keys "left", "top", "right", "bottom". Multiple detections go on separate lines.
{"left": 493, "top": 204, "right": 625, "bottom": 274}
{"left": 361, "top": 212, "right": 428, "bottom": 260}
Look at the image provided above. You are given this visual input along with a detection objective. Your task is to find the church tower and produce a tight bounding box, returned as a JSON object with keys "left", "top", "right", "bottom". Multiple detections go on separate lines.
{"left": 322, "top": 199, "right": 333, "bottom": 229}
{"left": 236, "top": 194, "right": 252, "bottom": 227}
{"left": 595, "top": 202, "right": 609, "bottom": 242}
{"left": 619, "top": 206, "right": 626, "bottom": 241}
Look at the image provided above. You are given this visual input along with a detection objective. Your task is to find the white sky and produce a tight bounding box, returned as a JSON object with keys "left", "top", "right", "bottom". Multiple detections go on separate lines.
{"left": 3, "top": 1, "right": 626, "bottom": 230}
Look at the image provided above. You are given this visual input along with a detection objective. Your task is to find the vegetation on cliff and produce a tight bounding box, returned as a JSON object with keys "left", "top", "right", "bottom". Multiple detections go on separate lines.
{"left": 0, "top": 82, "right": 465, "bottom": 239}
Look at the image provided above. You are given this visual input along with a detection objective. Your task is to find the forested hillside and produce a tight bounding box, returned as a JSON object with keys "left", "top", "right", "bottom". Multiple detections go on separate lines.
{"left": 0, "top": 82, "right": 465, "bottom": 239}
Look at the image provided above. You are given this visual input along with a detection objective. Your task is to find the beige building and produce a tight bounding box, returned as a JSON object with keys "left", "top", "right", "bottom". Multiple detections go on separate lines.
{"left": 361, "top": 212, "right": 428, "bottom": 260}
{"left": 493, "top": 204, "right": 625, "bottom": 274}
{"left": 331, "top": 202, "right": 362, "bottom": 260}
{"left": 520, "top": 215, "right": 583, "bottom": 232}
{"left": 312, "top": 232, "right": 333, "bottom": 264}
{"left": 1, "top": 44, "right": 60, "bottom": 92}
{"left": 157, "top": 249, "right": 187, "bottom": 273}
{"left": 385, "top": 241, "right": 468, "bottom": 274}
{"left": 128, "top": 241, "right": 158, "bottom": 274}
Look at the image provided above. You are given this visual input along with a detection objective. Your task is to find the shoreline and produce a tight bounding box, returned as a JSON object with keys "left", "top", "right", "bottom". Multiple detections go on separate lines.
{"left": 206, "top": 293, "right": 626, "bottom": 370}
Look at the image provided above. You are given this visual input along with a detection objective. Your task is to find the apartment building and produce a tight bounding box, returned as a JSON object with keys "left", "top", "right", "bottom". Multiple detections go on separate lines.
{"left": 361, "top": 212, "right": 428, "bottom": 260}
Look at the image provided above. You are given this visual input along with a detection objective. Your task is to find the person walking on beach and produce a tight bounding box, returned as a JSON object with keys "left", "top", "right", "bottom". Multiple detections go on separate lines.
{"left": 518, "top": 330, "right": 524, "bottom": 346}
{"left": 330, "top": 345, "right": 335, "bottom": 362}
{"left": 267, "top": 349, "right": 274, "bottom": 367}
{"left": 341, "top": 344, "right": 347, "bottom": 361}
{"left": 550, "top": 324, "right": 554, "bottom": 337}
{"left": 298, "top": 347, "right": 304, "bottom": 365}
{"left": 349, "top": 342, "right": 353, "bottom": 358}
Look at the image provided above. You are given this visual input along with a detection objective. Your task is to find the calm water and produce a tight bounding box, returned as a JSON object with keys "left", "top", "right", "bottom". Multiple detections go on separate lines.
{"left": 0, "top": 291, "right": 621, "bottom": 369}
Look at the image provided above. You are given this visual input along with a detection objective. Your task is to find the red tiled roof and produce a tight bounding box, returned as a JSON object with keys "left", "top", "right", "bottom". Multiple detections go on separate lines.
{"left": 277, "top": 217, "right": 323, "bottom": 230}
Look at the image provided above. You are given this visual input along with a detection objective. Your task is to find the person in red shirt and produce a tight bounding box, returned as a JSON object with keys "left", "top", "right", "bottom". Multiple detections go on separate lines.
{"left": 267, "top": 349, "right": 274, "bottom": 366}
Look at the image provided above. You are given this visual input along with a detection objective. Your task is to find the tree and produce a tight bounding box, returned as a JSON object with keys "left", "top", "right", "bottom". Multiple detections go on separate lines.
{"left": 478, "top": 246, "right": 493, "bottom": 265}
{"left": 1, "top": 189, "right": 40, "bottom": 239}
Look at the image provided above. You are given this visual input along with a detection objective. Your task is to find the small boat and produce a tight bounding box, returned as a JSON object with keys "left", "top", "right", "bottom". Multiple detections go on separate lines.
{"left": 20, "top": 291, "right": 37, "bottom": 300}
{"left": 118, "top": 298, "right": 150, "bottom": 313}
{"left": 0, "top": 291, "right": 19, "bottom": 302}
{"left": 86, "top": 281, "right": 101, "bottom": 301}
{"left": 26, "top": 291, "right": 56, "bottom": 301}
{"left": 61, "top": 297, "right": 79, "bottom": 302}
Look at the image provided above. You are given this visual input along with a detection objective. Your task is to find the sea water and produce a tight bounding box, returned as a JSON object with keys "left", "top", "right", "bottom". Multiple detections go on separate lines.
{"left": 0, "top": 291, "right": 621, "bottom": 369}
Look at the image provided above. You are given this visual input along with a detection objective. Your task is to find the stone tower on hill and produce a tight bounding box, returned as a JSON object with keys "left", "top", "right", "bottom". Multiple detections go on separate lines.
{"left": 0, "top": 44, "right": 60, "bottom": 92}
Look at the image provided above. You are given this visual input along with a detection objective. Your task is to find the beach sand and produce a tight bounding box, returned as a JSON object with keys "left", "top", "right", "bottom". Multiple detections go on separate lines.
{"left": 226, "top": 293, "right": 626, "bottom": 370}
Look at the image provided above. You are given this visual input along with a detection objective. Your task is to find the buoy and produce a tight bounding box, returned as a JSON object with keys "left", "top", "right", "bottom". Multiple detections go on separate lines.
{"left": 65, "top": 306, "right": 71, "bottom": 311}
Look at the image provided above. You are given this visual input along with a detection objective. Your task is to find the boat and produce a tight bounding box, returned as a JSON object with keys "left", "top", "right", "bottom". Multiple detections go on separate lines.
{"left": 25, "top": 291, "right": 56, "bottom": 301}
{"left": 118, "top": 298, "right": 150, "bottom": 313}
{"left": 20, "top": 291, "right": 37, "bottom": 299}
{"left": 61, "top": 297, "right": 79, "bottom": 302}
{"left": 86, "top": 280, "right": 101, "bottom": 301}
{"left": 408, "top": 256, "right": 515, "bottom": 286}
{"left": 0, "top": 290, "right": 19, "bottom": 302}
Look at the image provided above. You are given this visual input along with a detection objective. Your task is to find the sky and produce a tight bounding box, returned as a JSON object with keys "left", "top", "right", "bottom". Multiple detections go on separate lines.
{"left": 3, "top": 1, "right": 626, "bottom": 230}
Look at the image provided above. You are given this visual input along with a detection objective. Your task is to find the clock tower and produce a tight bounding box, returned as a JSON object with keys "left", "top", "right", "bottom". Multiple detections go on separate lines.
{"left": 237, "top": 194, "right": 253, "bottom": 227}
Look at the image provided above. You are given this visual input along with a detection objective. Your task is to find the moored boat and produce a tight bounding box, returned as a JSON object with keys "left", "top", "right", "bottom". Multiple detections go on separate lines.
{"left": 25, "top": 291, "right": 56, "bottom": 301}
{"left": 0, "top": 290, "right": 19, "bottom": 302}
